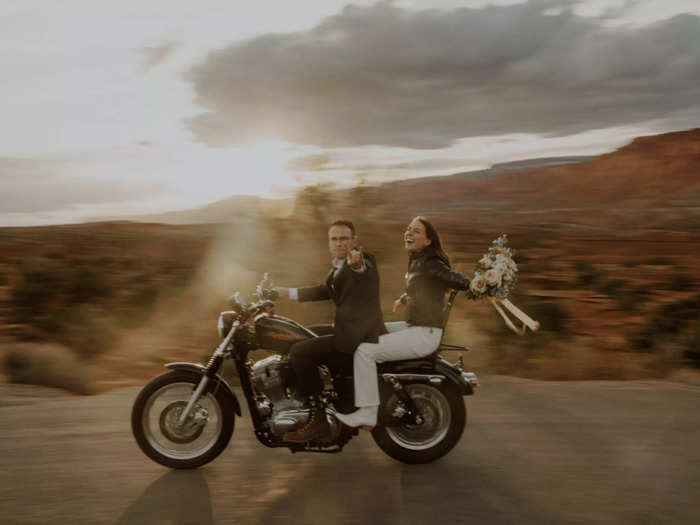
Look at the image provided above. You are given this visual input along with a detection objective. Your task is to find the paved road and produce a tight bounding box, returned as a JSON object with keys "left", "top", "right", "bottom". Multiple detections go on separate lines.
{"left": 1, "top": 376, "right": 698, "bottom": 525}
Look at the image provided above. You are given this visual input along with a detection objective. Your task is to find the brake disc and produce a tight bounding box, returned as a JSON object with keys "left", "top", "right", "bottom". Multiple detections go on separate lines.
{"left": 159, "top": 401, "right": 206, "bottom": 444}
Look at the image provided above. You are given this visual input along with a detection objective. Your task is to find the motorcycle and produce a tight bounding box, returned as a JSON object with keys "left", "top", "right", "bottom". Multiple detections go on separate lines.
{"left": 131, "top": 275, "right": 479, "bottom": 468}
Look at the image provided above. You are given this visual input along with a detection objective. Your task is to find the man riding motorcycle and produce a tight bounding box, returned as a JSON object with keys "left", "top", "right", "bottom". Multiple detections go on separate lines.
{"left": 274, "top": 219, "right": 386, "bottom": 442}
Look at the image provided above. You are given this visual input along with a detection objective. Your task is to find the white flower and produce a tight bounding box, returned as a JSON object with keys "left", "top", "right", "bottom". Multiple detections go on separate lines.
{"left": 470, "top": 274, "right": 487, "bottom": 294}
{"left": 484, "top": 268, "right": 503, "bottom": 286}
{"left": 495, "top": 253, "right": 517, "bottom": 273}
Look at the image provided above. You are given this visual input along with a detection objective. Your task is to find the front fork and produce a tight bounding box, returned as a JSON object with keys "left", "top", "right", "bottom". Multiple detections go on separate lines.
{"left": 177, "top": 320, "right": 240, "bottom": 426}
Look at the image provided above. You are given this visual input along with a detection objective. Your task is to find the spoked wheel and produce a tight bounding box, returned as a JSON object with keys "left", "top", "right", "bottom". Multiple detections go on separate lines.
{"left": 372, "top": 382, "right": 465, "bottom": 464}
{"left": 131, "top": 370, "right": 235, "bottom": 469}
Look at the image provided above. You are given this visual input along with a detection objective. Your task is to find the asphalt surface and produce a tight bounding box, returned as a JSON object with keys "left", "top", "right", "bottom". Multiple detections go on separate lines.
{"left": 1, "top": 375, "right": 698, "bottom": 525}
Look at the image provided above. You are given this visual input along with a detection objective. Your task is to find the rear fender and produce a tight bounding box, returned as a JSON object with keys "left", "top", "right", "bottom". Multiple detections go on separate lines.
{"left": 165, "top": 362, "right": 242, "bottom": 416}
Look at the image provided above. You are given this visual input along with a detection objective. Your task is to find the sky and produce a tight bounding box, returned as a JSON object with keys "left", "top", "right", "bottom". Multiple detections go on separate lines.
{"left": 1, "top": 0, "right": 699, "bottom": 226}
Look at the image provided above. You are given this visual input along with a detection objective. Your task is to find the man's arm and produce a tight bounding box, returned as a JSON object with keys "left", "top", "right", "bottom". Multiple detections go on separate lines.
{"left": 275, "top": 284, "right": 331, "bottom": 302}
{"left": 346, "top": 251, "right": 379, "bottom": 281}
{"left": 297, "top": 284, "right": 332, "bottom": 302}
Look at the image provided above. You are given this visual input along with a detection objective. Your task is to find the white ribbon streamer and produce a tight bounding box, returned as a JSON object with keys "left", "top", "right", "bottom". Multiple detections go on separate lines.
{"left": 491, "top": 298, "right": 540, "bottom": 336}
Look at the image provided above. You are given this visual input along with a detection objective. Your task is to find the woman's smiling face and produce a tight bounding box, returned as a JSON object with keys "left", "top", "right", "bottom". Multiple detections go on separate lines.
{"left": 404, "top": 217, "right": 432, "bottom": 252}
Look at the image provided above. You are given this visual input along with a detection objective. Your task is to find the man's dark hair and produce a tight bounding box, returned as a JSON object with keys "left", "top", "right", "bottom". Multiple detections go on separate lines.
{"left": 330, "top": 219, "right": 356, "bottom": 236}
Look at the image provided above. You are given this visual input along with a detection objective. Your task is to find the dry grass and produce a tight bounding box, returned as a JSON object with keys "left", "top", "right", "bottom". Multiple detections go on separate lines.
{"left": 3, "top": 343, "right": 95, "bottom": 394}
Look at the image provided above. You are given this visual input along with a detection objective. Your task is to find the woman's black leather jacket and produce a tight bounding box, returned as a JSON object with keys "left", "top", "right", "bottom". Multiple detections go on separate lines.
{"left": 403, "top": 247, "right": 470, "bottom": 328}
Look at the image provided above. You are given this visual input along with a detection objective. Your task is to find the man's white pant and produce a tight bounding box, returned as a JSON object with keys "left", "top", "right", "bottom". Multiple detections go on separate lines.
{"left": 354, "top": 322, "right": 443, "bottom": 408}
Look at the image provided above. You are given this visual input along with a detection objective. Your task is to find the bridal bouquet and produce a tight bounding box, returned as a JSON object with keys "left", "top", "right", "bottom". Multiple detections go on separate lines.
{"left": 466, "top": 234, "right": 518, "bottom": 300}
{"left": 466, "top": 235, "right": 539, "bottom": 335}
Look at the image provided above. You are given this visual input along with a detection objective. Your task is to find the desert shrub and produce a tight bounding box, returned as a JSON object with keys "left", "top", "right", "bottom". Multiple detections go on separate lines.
{"left": 631, "top": 295, "right": 700, "bottom": 354}
{"left": 646, "top": 256, "right": 674, "bottom": 266}
{"left": 0, "top": 271, "right": 7, "bottom": 286}
{"left": 597, "top": 278, "right": 626, "bottom": 296}
{"left": 64, "top": 266, "right": 113, "bottom": 304}
{"left": 597, "top": 278, "right": 650, "bottom": 311}
{"left": 4, "top": 344, "right": 94, "bottom": 394}
{"left": 666, "top": 272, "right": 692, "bottom": 292}
{"left": 530, "top": 277, "right": 571, "bottom": 290}
{"left": 120, "top": 257, "right": 144, "bottom": 271}
{"left": 574, "top": 261, "right": 600, "bottom": 286}
{"left": 616, "top": 286, "right": 650, "bottom": 311}
{"left": 623, "top": 260, "right": 638, "bottom": 268}
{"left": 528, "top": 300, "right": 569, "bottom": 334}
{"left": 55, "top": 306, "right": 117, "bottom": 359}
{"left": 10, "top": 260, "right": 113, "bottom": 320}
{"left": 682, "top": 320, "right": 700, "bottom": 367}
{"left": 44, "top": 251, "right": 65, "bottom": 260}
{"left": 8, "top": 260, "right": 118, "bottom": 356}
{"left": 10, "top": 261, "right": 66, "bottom": 322}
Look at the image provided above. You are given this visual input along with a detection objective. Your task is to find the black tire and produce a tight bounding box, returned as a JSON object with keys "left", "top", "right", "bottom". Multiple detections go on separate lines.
{"left": 371, "top": 382, "right": 466, "bottom": 464}
{"left": 131, "top": 370, "right": 235, "bottom": 469}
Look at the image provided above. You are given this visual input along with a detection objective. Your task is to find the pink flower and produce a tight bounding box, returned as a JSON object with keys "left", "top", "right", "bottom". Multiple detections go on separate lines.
{"left": 470, "top": 274, "right": 487, "bottom": 294}
{"left": 484, "top": 268, "right": 503, "bottom": 286}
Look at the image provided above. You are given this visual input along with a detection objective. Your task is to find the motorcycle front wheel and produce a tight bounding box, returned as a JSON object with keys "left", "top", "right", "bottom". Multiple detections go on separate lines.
{"left": 372, "top": 382, "right": 465, "bottom": 464}
{"left": 131, "top": 370, "right": 235, "bottom": 469}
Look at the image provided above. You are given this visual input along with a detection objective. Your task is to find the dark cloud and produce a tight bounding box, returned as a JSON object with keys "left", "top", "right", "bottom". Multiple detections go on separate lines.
{"left": 0, "top": 157, "right": 166, "bottom": 213}
{"left": 185, "top": 0, "right": 700, "bottom": 149}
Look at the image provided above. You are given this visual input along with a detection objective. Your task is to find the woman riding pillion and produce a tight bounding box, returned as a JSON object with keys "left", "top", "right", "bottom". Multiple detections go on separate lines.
{"left": 335, "top": 216, "right": 470, "bottom": 428}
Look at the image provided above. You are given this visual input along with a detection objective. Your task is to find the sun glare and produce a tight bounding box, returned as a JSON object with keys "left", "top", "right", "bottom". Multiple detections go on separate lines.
{"left": 201, "top": 140, "right": 317, "bottom": 199}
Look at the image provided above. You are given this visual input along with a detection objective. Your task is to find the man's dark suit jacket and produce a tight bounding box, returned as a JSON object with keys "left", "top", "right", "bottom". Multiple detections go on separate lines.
{"left": 297, "top": 252, "right": 386, "bottom": 354}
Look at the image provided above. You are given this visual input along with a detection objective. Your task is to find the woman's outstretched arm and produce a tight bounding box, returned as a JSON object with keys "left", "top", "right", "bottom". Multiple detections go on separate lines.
{"left": 424, "top": 257, "right": 470, "bottom": 290}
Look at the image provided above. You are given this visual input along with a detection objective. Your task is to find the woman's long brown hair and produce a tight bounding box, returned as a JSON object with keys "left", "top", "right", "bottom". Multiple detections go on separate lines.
{"left": 414, "top": 216, "right": 450, "bottom": 265}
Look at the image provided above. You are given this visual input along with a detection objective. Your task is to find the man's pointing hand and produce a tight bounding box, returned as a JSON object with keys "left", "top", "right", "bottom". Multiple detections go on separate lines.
{"left": 346, "top": 245, "right": 364, "bottom": 270}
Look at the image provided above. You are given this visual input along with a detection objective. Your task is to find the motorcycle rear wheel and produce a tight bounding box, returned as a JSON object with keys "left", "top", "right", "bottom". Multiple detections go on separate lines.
{"left": 372, "top": 382, "right": 465, "bottom": 464}
{"left": 131, "top": 370, "right": 235, "bottom": 469}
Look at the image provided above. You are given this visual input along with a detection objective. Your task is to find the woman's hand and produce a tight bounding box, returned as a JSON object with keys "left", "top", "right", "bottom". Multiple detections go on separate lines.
{"left": 392, "top": 297, "right": 406, "bottom": 313}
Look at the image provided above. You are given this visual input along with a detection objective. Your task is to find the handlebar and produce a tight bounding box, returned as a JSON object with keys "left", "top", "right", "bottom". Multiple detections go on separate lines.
{"left": 228, "top": 274, "right": 278, "bottom": 318}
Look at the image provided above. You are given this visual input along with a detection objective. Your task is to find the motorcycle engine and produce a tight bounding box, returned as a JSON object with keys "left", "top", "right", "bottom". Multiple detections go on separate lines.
{"left": 250, "top": 354, "right": 340, "bottom": 439}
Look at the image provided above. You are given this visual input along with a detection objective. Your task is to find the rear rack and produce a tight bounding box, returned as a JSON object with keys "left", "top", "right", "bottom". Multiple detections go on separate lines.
{"left": 438, "top": 343, "right": 470, "bottom": 352}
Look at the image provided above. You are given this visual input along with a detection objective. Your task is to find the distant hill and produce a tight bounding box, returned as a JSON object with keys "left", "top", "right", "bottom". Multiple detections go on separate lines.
{"left": 94, "top": 156, "right": 592, "bottom": 225}
{"left": 392, "top": 156, "right": 594, "bottom": 185}
{"left": 88, "top": 128, "right": 700, "bottom": 229}
{"left": 378, "top": 128, "right": 700, "bottom": 230}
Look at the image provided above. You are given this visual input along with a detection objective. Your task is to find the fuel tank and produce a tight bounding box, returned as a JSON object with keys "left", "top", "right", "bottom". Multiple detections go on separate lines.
{"left": 255, "top": 314, "right": 317, "bottom": 353}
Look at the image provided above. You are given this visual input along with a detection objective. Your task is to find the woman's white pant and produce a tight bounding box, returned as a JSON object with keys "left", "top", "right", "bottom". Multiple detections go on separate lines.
{"left": 354, "top": 322, "right": 443, "bottom": 407}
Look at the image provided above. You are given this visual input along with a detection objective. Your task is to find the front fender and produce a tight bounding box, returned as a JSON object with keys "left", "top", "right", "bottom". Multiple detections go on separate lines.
{"left": 165, "top": 362, "right": 242, "bottom": 416}
{"left": 380, "top": 357, "right": 476, "bottom": 396}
